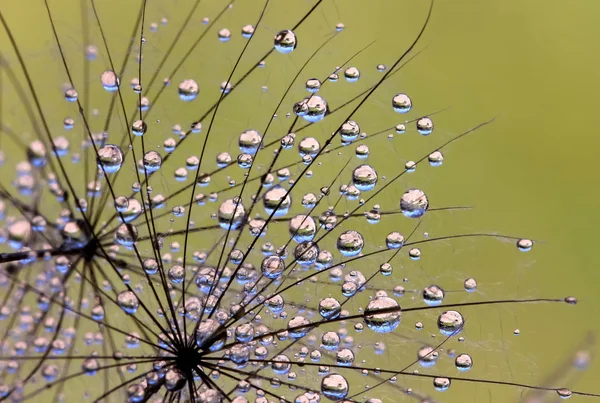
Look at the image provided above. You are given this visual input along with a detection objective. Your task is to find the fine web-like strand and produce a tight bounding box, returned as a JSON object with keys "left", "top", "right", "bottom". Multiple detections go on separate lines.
{"left": 0, "top": 0, "right": 597, "bottom": 402}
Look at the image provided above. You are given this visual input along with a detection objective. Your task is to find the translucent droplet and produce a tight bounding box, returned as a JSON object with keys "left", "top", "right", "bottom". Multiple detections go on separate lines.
{"left": 274, "top": 30, "right": 297, "bottom": 54}
{"left": 117, "top": 291, "right": 139, "bottom": 314}
{"left": 97, "top": 144, "right": 123, "bottom": 174}
{"left": 321, "top": 373, "right": 349, "bottom": 400}
{"left": 364, "top": 296, "right": 401, "bottom": 333}
{"left": 400, "top": 188, "right": 429, "bottom": 218}
{"left": 392, "top": 93, "right": 412, "bottom": 114}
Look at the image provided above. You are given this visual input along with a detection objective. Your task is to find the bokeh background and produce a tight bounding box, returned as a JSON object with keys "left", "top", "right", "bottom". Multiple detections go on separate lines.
{"left": 0, "top": 0, "right": 598, "bottom": 401}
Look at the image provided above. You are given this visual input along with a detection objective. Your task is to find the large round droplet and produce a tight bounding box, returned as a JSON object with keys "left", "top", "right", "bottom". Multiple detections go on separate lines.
{"left": 294, "top": 241, "right": 319, "bottom": 266}
{"left": 336, "top": 230, "right": 364, "bottom": 257}
{"left": 218, "top": 198, "right": 246, "bottom": 230}
{"left": 263, "top": 187, "right": 291, "bottom": 217}
{"left": 261, "top": 256, "right": 285, "bottom": 279}
{"left": 97, "top": 144, "right": 123, "bottom": 174}
{"left": 319, "top": 297, "right": 341, "bottom": 319}
{"left": 437, "top": 310, "right": 464, "bottom": 336}
{"left": 101, "top": 70, "right": 120, "bottom": 92}
{"left": 364, "top": 296, "right": 401, "bottom": 333}
{"left": 178, "top": 79, "right": 199, "bottom": 101}
{"left": 423, "top": 284, "right": 444, "bottom": 306}
{"left": 400, "top": 188, "right": 429, "bottom": 218}
{"left": 288, "top": 215, "right": 316, "bottom": 242}
{"left": 274, "top": 30, "right": 297, "bottom": 53}
{"left": 114, "top": 224, "right": 137, "bottom": 247}
{"left": 195, "top": 319, "right": 225, "bottom": 351}
{"left": 238, "top": 130, "right": 262, "bottom": 154}
{"left": 142, "top": 151, "right": 162, "bottom": 173}
{"left": 117, "top": 291, "right": 139, "bottom": 314}
{"left": 392, "top": 93, "right": 412, "bottom": 114}
{"left": 295, "top": 96, "right": 328, "bottom": 123}
{"left": 321, "top": 373, "right": 349, "bottom": 401}
{"left": 352, "top": 164, "right": 377, "bottom": 191}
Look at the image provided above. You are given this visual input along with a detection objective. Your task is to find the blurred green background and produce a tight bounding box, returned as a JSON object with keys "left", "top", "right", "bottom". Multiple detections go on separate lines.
{"left": 0, "top": 0, "right": 598, "bottom": 401}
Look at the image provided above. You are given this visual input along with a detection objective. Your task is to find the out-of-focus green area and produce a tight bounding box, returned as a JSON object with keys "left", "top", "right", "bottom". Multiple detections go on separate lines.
{"left": 0, "top": 0, "right": 599, "bottom": 401}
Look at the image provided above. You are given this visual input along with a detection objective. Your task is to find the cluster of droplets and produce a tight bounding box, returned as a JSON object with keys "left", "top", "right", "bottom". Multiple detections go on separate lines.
{"left": 0, "top": 1, "right": 591, "bottom": 403}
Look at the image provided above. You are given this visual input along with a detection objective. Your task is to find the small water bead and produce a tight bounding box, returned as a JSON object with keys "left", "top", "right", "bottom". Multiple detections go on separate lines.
{"left": 163, "top": 138, "right": 176, "bottom": 152}
{"left": 517, "top": 238, "right": 533, "bottom": 252}
{"left": 289, "top": 215, "right": 316, "bottom": 242}
{"left": 132, "top": 120, "right": 147, "bottom": 136}
{"left": 352, "top": 164, "right": 377, "bottom": 191}
{"left": 433, "top": 377, "right": 451, "bottom": 392}
{"left": 428, "top": 151, "right": 444, "bottom": 167}
{"left": 165, "top": 369, "right": 186, "bottom": 391}
{"left": 263, "top": 186, "right": 291, "bottom": 217}
{"left": 557, "top": 388, "right": 572, "bottom": 399}
{"left": 455, "top": 353, "right": 473, "bottom": 371}
{"left": 168, "top": 264, "right": 185, "bottom": 284}
{"left": 400, "top": 188, "right": 429, "bottom": 218}
{"left": 114, "top": 224, "right": 137, "bottom": 247}
{"left": 238, "top": 130, "right": 262, "bottom": 154}
{"left": 117, "top": 291, "right": 139, "bottom": 315}
{"left": 64, "top": 87, "right": 78, "bottom": 102}
{"left": 178, "top": 79, "right": 199, "bottom": 101}
{"left": 386, "top": 232, "right": 405, "bottom": 249}
{"left": 437, "top": 310, "right": 464, "bottom": 336}
{"left": 138, "top": 96, "right": 150, "bottom": 111}
{"left": 274, "top": 30, "right": 297, "bottom": 53}
{"left": 355, "top": 144, "right": 369, "bottom": 158}
{"left": 514, "top": 329, "right": 520, "bottom": 336}
{"left": 423, "top": 285, "right": 445, "bottom": 306}
{"left": 101, "top": 70, "right": 119, "bottom": 92}
{"left": 379, "top": 262, "right": 393, "bottom": 276}
{"left": 42, "top": 365, "right": 59, "bottom": 381}
{"left": 174, "top": 167, "right": 188, "bottom": 181}
{"left": 344, "top": 67, "right": 360, "bottom": 82}
{"left": 377, "top": 63, "right": 386, "bottom": 71}
{"left": 218, "top": 28, "right": 231, "bottom": 42}
{"left": 63, "top": 117, "right": 74, "bottom": 130}
{"left": 218, "top": 198, "right": 246, "bottom": 230}
{"left": 142, "top": 258, "right": 158, "bottom": 275}
{"left": 319, "top": 297, "right": 341, "bottom": 319}
{"left": 306, "top": 78, "right": 321, "bottom": 92}
{"left": 191, "top": 121, "right": 202, "bottom": 133}
{"left": 329, "top": 73, "right": 338, "bottom": 82}
{"left": 241, "top": 24, "right": 255, "bottom": 38}
{"left": 27, "top": 140, "right": 47, "bottom": 167}
{"left": 364, "top": 296, "right": 401, "bottom": 333}
{"left": 392, "top": 93, "right": 412, "bottom": 114}
{"left": 321, "top": 373, "right": 349, "bottom": 400}
{"left": 86, "top": 45, "right": 98, "bottom": 60}
{"left": 261, "top": 256, "right": 285, "bottom": 279}
{"left": 82, "top": 357, "right": 99, "bottom": 376}
{"left": 53, "top": 136, "right": 69, "bottom": 157}
{"left": 417, "top": 116, "right": 434, "bottom": 135}
{"left": 96, "top": 144, "right": 123, "bottom": 174}
{"left": 395, "top": 123, "right": 406, "bottom": 134}
{"left": 339, "top": 120, "right": 360, "bottom": 142}
{"left": 220, "top": 80, "right": 233, "bottom": 94}
{"left": 464, "top": 277, "right": 477, "bottom": 292}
